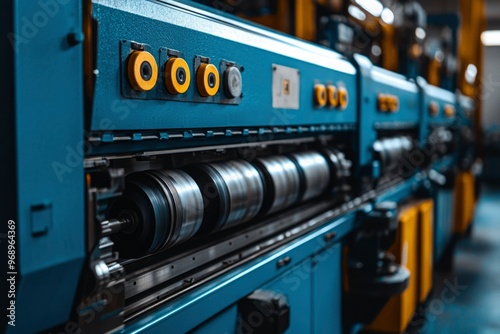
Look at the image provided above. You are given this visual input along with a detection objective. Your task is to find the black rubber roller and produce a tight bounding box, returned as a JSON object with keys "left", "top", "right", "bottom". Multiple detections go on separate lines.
{"left": 185, "top": 160, "right": 264, "bottom": 234}
{"left": 108, "top": 169, "right": 204, "bottom": 258}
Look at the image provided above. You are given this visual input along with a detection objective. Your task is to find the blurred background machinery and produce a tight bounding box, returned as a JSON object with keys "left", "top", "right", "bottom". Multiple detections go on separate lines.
{"left": 2, "top": 0, "right": 498, "bottom": 333}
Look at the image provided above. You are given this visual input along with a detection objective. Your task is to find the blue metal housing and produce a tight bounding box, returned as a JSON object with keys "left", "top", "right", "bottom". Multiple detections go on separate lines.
{"left": 1, "top": 1, "right": 86, "bottom": 333}
{"left": 1, "top": 0, "right": 472, "bottom": 332}
{"left": 89, "top": 0, "right": 357, "bottom": 156}
{"left": 353, "top": 54, "right": 420, "bottom": 170}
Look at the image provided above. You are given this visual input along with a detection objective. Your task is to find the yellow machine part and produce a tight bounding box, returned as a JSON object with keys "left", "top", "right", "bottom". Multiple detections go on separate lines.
{"left": 380, "top": 23, "right": 398, "bottom": 72}
{"left": 459, "top": 0, "right": 485, "bottom": 157}
{"left": 427, "top": 58, "right": 442, "bottom": 87}
{"left": 295, "top": 0, "right": 316, "bottom": 41}
{"left": 365, "top": 204, "right": 419, "bottom": 333}
{"left": 454, "top": 171, "right": 476, "bottom": 234}
{"left": 417, "top": 199, "right": 434, "bottom": 304}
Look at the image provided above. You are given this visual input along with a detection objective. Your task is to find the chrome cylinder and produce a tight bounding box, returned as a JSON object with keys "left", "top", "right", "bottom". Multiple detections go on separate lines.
{"left": 255, "top": 156, "right": 301, "bottom": 215}
{"left": 150, "top": 170, "right": 204, "bottom": 246}
{"left": 186, "top": 160, "right": 264, "bottom": 232}
{"left": 289, "top": 151, "right": 331, "bottom": 201}
{"left": 373, "top": 136, "right": 413, "bottom": 173}
{"left": 109, "top": 169, "right": 204, "bottom": 258}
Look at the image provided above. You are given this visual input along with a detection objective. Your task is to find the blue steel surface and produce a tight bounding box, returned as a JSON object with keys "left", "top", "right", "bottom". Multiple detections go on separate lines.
{"left": 189, "top": 305, "right": 238, "bottom": 334}
{"left": 262, "top": 259, "right": 314, "bottom": 333}
{"left": 433, "top": 188, "right": 455, "bottom": 263}
{"left": 121, "top": 212, "right": 357, "bottom": 333}
{"left": 90, "top": 0, "right": 357, "bottom": 133}
{"left": 190, "top": 245, "right": 342, "bottom": 334}
{"left": 353, "top": 54, "right": 420, "bottom": 168}
{"left": 418, "top": 78, "right": 458, "bottom": 141}
{"left": 4, "top": 0, "right": 86, "bottom": 332}
{"left": 312, "top": 244, "right": 342, "bottom": 334}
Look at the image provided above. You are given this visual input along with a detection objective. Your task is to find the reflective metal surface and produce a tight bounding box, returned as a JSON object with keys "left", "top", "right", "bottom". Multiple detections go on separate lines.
{"left": 123, "top": 174, "right": 411, "bottom": 321}
{"left": 255, "top": 156, "right": 301, "bottom": 215}
{"left": 373, "top": 136, "right": 413, "bottom": 173}
{"left": 152, "top": 170, "right": 204, "bottom": 246}
{"left": 109, "top": 169, "right": 204, "bottom": 258}
{"left": 210, "top": 160, "right": 264, "bottom": 228}
{"left": 290, "top": 151, "right": 331, "bottom": 201}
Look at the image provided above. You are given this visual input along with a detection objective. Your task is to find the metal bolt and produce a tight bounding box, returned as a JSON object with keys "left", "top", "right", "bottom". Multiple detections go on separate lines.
{"left": 324, "top": 232, "right": 337, "bottom": 242}
{"left": 67, "top": 32, "right": 85, "bottom": 46}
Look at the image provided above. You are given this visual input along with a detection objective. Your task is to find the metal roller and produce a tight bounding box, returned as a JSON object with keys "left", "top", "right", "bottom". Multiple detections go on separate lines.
{"left": 289, "top": 151, "right": 331, "bottom": 202}
{"left": 254, "top": 156, "right": 301, "bottom": 215}
{"left": 373, "top": 136, "right": 413, "bottom": 173}
{"left": 186, "top": 160, "right": 264, "bottom": 233}
{"left": 321, "top": 148, "right": 351, "bottom": 187}
{"left": 108, "top": 169, "right": 204, "bottom": 258}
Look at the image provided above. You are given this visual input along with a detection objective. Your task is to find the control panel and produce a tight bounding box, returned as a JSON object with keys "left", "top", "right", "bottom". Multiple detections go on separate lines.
{"left": 89, "top": 1, "right": 357, "bottom": 156}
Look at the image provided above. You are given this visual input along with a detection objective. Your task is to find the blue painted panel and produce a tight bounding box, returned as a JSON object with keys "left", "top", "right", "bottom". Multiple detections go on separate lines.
{"left": 122, "top": 213, "right": 357, "bottom": 333}
{"left": 90, "top": 1, "right": 357, "bottom": 132}
{"left": 262, "top": 259, "right": 313, "bottom": 334}
{"left": 354, "top": 54, "right": 420, "bottom": 167}
{"left": 188, "top": 305, "right": 238, "bottom": 334}
{"left": 312, "top": 244, "right": 342, "bottom": 334}
{"left": 10, "top": 0, "right": 85, "bottom": 332}
{"left": 418, "top": 78, "right": 458, "bottom": 141}
{"left": 434, "top": 188, "right": 455, "bottom": 262}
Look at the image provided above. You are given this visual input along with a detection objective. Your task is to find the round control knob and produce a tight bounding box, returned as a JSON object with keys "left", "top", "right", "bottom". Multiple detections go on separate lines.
{"left": 164, "top": 57, "right": 191, "bottom": 95}
{"left": 314, "top": 84, "right": 327, "bottom": 107}
{"left": 224, "top": 66, "right": 242, "bottom": 98}
{"left": 197, "top": 63, "right": 220, "bottom": 97}
{"left": 326, "top": 85, "right": 339, "bottom": 108}
{"left": 127, "top": 50, "right": 158, "bottom": 92}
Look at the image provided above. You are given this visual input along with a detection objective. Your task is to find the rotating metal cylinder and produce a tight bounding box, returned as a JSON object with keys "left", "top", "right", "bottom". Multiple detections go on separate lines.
{"left": 186, "top": 160, "right": 264, "bottom": 233}
{"left": 254, "top": 156, "right": 301, "bottom": 215}
{"left": 373, "top": 136, "right": 413, "bottom": 174}
{"left": 288, "top": 151, "right": 331, "bottom": 202}
{"left": 108, "top": 169, "right": 204, "bottom": 258}
{"left": 321, "top": 148, "right": 351, "bottom": 187}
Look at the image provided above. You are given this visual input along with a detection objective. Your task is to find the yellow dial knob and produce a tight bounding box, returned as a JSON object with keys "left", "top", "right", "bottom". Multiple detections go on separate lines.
{"left": 197, "top": 63, "right": 220, "bottom": 97}
{"left": 429, "top": 102, "right": 439, "bottom": 117}
{"left": 164, "top": 57, "right": 191, "bottom": 95}
{"left": 326, "top": 85, "right": 338, "bottom": 108}
{"left": 338, "top": 87, "right": 348, "bottom": 110}
{"left": 314, "top": 84, "right": 327, "bottom": 107}
{"left": 378, "top": 94, "right": 389, "bottom": 112}
{"left": 444, "top": 104, "right": 455, "bottom": 118}
{"left": 127, "top": 51, "right": 158, "bottom": 92}
{"left": 388, "top": 96, "right": 399, "bottom": 113}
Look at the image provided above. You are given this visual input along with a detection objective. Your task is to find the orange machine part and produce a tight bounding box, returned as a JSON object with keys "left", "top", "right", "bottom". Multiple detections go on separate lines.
{"left": 365, "top": 204, "right": 419, "bottom": 333}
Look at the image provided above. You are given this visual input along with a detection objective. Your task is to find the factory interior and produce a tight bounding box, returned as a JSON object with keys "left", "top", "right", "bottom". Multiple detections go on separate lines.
{"left": 2, "top": 0, "right": 500, "bottom": 333}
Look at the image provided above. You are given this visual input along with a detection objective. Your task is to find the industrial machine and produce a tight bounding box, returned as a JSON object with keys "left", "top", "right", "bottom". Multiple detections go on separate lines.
{"left": 1, "top": 0, "right": 479, "bottom": 333}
